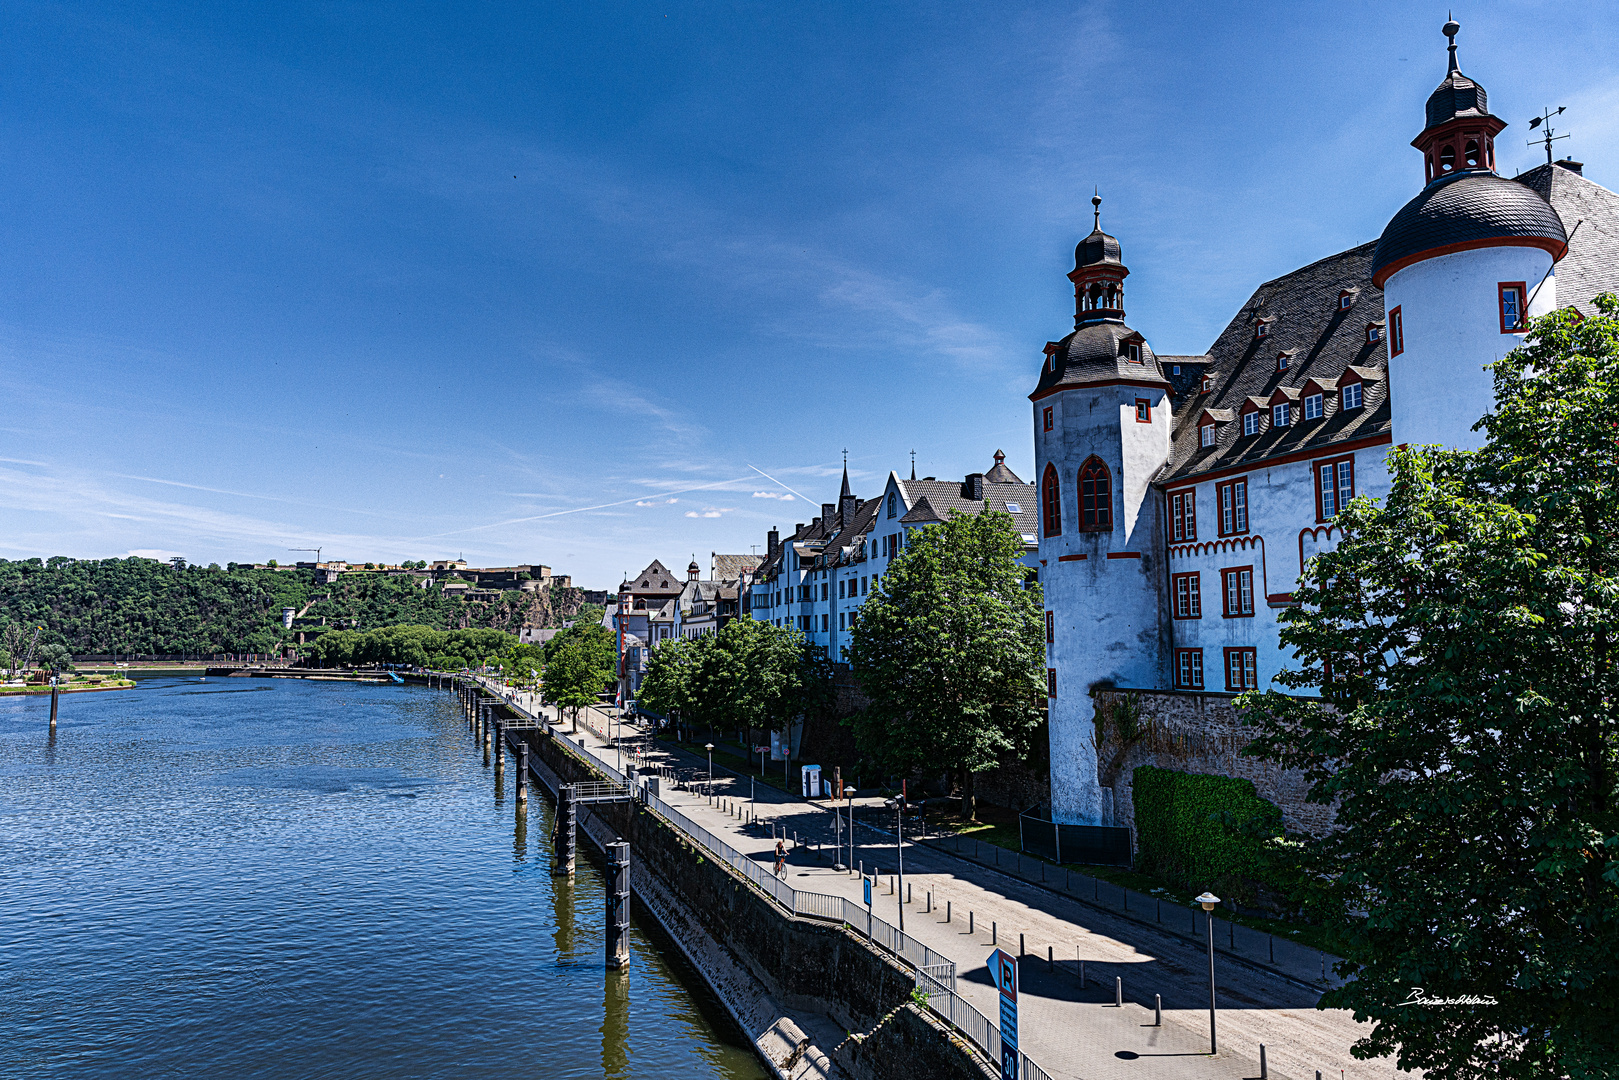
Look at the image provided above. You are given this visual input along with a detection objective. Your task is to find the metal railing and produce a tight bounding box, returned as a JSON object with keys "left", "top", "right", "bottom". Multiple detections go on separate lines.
{"left": 515, "top": 697, "right": 1057, "bottom": 1080}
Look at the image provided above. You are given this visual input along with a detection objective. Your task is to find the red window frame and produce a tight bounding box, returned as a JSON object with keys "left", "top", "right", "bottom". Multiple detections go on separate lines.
{"left": 1043, "top": 406, "right": 1054, "bottom": 432}
{"left": 1221, "top": 565, "right": 1255, "bottom": 618}
{"left": 1315, "top": 456, "right": 1355, "bottom": 522}
{"left": 1498, "top": 281, "right": 1527, "bottom": 334}
{"left": 1224, "top": 647, "right": 1258, "bottom": 691}
{"left": 1171, "top": 572, "right": 1202, "bottom": 619}
{"left": 1174, "top": 648, "right": 1204, "bottom": 690}
{"left": 1041, "top": 463, "right": 1062, "bottom": 537}
{"left": 1045, "top": 610, "right": 1054, "bottom": 644}
{"left": 1389, "top": 305, "right": 1404, "bottom": 356}
{"left": 1135, "top": 398, "right": 1152, "bottom": 423}
{"left": 1047, "top": 668, "right": 1057, "bottom": 699}
{"left": 1078, "top": 456, "right": 1113, "bottom": 532}
{"left": 1169, "top": 488, "right": 1197, "bottom": 542}
{"left": 1216, "top": 478, "right": 1249, "bottom": 536}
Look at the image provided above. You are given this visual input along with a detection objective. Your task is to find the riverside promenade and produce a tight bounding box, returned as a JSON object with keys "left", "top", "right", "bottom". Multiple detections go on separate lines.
{"left": 512, "top": 697, "right": 1406, "bottom": 1080}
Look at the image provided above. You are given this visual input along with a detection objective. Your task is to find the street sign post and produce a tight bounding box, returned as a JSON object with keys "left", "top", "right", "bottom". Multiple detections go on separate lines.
{"left": 989, "top": 948, "right": 1019, "bottom": 1080}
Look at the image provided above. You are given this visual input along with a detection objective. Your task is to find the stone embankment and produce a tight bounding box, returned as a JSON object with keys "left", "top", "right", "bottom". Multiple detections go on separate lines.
{"left": 469, "top": 682, "right": 995, "bottom": 1080}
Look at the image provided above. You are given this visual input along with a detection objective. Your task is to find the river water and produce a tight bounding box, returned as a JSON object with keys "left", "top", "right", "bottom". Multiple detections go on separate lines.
{"left": 0, "top": 677, "right": 767, "bottom": 1079}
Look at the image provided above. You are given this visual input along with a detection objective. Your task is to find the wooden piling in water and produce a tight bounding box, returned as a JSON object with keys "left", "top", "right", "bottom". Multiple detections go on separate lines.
{"left": 553, "top": 784, "right": 576, "bottom": 877}
{"left": 49, "top": 679, "right": 59, "bottom": 733}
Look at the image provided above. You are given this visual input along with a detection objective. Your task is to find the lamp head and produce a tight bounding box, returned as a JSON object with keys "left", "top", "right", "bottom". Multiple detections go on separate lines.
{"left": 1195, "top": 891, "right": 1220, "bottom": 911}
{"left": 704, "top": 742, "right": 714, "bottom": 751}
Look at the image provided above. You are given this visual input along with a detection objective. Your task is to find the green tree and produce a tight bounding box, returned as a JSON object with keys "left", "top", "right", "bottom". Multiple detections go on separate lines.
{"left": 542, "top": 624, "right": 616, "bottom": 729}
{"left": 846, "top": 507, "right": 1045, "bottom": 817}
{"left": 1239, "top": 298, "right": 1619, "bottom": 1080}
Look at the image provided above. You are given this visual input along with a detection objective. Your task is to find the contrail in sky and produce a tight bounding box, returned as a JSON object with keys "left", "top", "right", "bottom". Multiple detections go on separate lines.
{"left": 746, "top": 464, "right": 813, "bottom": 504}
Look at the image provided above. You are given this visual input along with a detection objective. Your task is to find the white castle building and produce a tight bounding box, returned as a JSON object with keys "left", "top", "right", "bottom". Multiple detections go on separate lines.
{"left": 1038, "top": 21, "right": 1619, "bottom": 824}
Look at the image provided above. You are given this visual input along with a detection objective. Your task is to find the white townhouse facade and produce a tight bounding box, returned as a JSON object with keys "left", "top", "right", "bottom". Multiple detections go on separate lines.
{"left": 746, "top": 455, "right": 1041, "bottom": 661}
{"left": 1037, "top": 20, "right": 1619, "bottom": 824}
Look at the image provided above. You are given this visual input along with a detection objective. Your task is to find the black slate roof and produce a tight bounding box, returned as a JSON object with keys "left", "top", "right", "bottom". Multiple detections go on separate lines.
{"left": 1161, "top": 242, "right": 1390, "bottom": 484}
{"left": 1425, "top": 68, "right": 1491, "bottom": 130}
{"left": 1371, "top": 170, "right": 1566, "bottom": 284}
{"left": 892, "top": 478, "right": 1039, "bottom": 542}
{"left": 1029, "top": 321, "right": 1170, "bottom": 399}
{"left": 1518, "top": 162, "right": 1619, "bottom": 316}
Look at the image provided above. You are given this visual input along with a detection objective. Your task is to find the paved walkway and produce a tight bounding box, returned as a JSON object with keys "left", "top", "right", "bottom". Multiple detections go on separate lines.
{"left": 496, "top": 693, "right": 1405, "bottom": 1080}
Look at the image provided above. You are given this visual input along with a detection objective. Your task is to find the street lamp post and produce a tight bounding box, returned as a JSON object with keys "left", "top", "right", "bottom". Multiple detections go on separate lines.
{"left": 1195, "top": 891, "right": 1220, "bottom": 1054}
{"left": 705, "top": 743, "right": 715, "bottom": 800}
{"left": 844, "top": 786, "right": 857, "bottom": 874}
{"left": 885, "top": 796, "right": 906, "bottom": 934}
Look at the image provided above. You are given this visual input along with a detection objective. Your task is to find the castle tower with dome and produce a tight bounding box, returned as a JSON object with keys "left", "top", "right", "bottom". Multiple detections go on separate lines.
{"left": 1034, "top": 21, "right": 1619, "bottom": 828}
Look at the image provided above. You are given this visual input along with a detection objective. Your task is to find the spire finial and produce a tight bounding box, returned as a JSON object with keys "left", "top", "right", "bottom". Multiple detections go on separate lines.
{"left": 1443, "top": 14, "right": 1460, "bottom": 74}
{"left": 1092, "top": 188, "right": 1102, "bottom": 230}
{"left": 840, "top": 450, "right": 852, "bottom": 498}
{"left": 910, "top": 450, "right": 916, "bottom": 482}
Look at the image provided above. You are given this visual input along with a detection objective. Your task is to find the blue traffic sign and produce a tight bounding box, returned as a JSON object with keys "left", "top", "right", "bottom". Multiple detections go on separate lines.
{"left": 863, "top": 875, "right": 872, "bottom": 906}
{"left": 989, "top": 948, "right": 1018, "bottom": 1080}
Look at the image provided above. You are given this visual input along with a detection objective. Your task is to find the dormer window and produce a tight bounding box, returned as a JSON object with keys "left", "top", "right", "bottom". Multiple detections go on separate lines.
{"left": 1339, "top": 293, "right": 1353, "bottom": 310}
{"left": 1272, "top": 403, "right": 1290, "bottom": 428}
{"left": 1200, "top": 423, "right": 1216, "bottom": 447}
{"left": 1201, "top": 375, "right": 1214, "bottom": 393}
{"left": 1303, "top": 393, "right": 1324, "bottom": 421}
{"left": 1243, "top": 411, "right": 1260, "bottom": 436}
{"left": 1367, "top": 322, "right": 1383, "bottom": 343}
{"left": 1126, "top": 342, "right": 1143, "bottom": 363}
{"left": 1277, "top": 350, "right": 1294, "bottom": 372}
{"left": 1342, "top": 382, "right": 1364, "bottom": 410}
{"left": 1255, "top": 321, "right": 1269, "bottom": 339}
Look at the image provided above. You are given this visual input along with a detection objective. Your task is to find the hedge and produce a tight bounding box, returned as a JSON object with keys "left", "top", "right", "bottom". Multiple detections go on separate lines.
{"left": 1132, "top": 765, "right": 1281, "bottom": 900}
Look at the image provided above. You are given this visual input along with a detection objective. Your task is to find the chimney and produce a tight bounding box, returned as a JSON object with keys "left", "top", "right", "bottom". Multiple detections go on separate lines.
{"left": 822, "top": 502, "right": 836, "bottom": 526}
{"left": 767, "top": 528, "right": 780, "bottom": 559}
{"left": 1555, "top": 158, "right": 1584, "bottom": 175}
{"left": 840, "top": 493, "right": 857, "bottom": 528}
{"left": 966, "top": 473, "right": 986, "bottom": 501}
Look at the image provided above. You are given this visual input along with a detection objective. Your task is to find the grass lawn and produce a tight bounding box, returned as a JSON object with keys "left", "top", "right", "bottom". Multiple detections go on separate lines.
{"left": 925, "top": 803, "right": 1348, "bottom": 956}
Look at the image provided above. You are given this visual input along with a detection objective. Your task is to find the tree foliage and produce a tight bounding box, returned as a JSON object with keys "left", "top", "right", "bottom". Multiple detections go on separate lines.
{"left": 540, "top": 623, "right": 617, "bottom": 719}
{"left": 303, "top": 625, "right": 516, "bottom": 668}
{"left": 638, "top": 620, "right": 830, "bottom": 740}
{"left": 1238, "top": 298, "right": 1619, "bottom": 1079}
{"left": 846, "top": 508, "right": 1044, "bottom": 810}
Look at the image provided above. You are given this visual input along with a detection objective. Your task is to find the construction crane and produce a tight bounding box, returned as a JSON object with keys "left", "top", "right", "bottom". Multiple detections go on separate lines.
{"left": 288, "top": 547, "right": 322, "bottom": 566}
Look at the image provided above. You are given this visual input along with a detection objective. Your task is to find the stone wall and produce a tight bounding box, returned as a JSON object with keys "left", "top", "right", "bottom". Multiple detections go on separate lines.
{"left": 1092, "top": 688, "right": 1335, "bottom": 838}
{"left": 513, "top": 719, "right": 993, "bottom": 1080}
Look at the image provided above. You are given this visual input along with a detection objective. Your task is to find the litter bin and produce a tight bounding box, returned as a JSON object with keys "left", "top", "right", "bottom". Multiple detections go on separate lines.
{"left": 801, "top": 764, "right": 822, "bottom": 798}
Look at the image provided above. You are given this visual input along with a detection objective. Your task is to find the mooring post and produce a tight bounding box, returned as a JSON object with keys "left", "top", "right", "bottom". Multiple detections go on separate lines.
{"left": 494, "top": 719, "right": 505, "bottom": 780}
{"left": 50, "top": 679, "right": 60, "bottom": 733}
{"left": 1115, "top": 975, "right": 1123, "bottom": 1007}
{"left": 553, "top": 784, "right": 577, "bottom": 877}
{"left": 1155, "top": 994, "right": 1163, "bottom": 1027}
{"left": 1259, "top": 1044, "right": 1267, "bottom": 1079}
{"left": 516, "top": 742, "right": 529, "bottom": 804}
{"left": 483, "top": 710, "right": 492, "bottom": 766}
{"left": 606, "top": 840, "right": 630, "bottom": 969}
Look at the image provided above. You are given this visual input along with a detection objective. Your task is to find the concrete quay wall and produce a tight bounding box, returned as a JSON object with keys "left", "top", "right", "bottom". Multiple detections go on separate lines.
{"left": 511, "top": 718, "right": 995, "bottom": 1080}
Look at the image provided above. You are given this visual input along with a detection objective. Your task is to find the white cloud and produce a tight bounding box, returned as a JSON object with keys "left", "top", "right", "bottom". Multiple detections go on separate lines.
{"left": 751, "top": 491, "right": 795, "bottom": 500}
{"left": 684, "top": 507, "right": 735, "bottom": 519}
{"left": 635, "top": 498, "right": 679, "bottom": 507}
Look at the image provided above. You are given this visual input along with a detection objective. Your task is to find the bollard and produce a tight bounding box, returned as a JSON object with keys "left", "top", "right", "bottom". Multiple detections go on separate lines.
{"left": 969, "top": 910, "right": 974, "bottom": 935}
{"left": 1019, "top": 933, "right": 1025, "bottom": 957}
{"left": 516, "top": 743, "right": 529, "bottom": 803}
{"left": 1115, "top": 976, "right": 1123, "bottom": 1007}
{"left": 1048, "top": 945, "right": 1054, "bottom": 970}
{"left": 50, "top": 680, "right": 59, "bottom": 733}
{"left": 553, "top": 784, "right": 577, "bottom": 877}
{"left": 1259, "top": 1045, "right": 1267, "bottom": 1079}
{"left": 992, "top": 921, "right": 997, "bottom": 945}
{"left": 606, "top": 840, "right": 631, "bottom": 969}
{"left": 946, "top": 900, "right": 951, "bottom": 923}
{"left": 1155, "top": 994, "right": 1162, "bottom": 1026}
{"left": 926, "top": 891, "right": 932, "bottom": 913}
{"left": 906, "top": 882, "right": 911, "bottom": 905}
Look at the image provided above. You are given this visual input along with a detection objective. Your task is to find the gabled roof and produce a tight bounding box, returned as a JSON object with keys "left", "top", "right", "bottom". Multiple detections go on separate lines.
{"left": 1518, "top": 163, "right": 1619, "bottom": 317}
{"left": 890, "top": 477, "right": 1039, "bottom": 544}
{"left": 623, "top": 559, "right": 683, "bottom": 595}
{"left": 1162, "top": 241, "right": 1391, "bottom": 483}
{"left": 712, "top": 553, "right": 762, "bottom": 583}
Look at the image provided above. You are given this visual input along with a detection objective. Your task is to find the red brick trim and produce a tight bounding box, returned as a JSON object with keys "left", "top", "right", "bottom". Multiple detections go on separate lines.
{"left": 1028, "top": 378, "right": 1170, "bottom": 403}
{"left": 1372, "top": 235, "right": 1566, "bottom": 288}
{"left": 1106, "top": 551, "right": 1141, "bottom": 559}
{"left": 1158, "top": 432, "right": 1392, "bottom": 488}
{"left": 1057, "top": 553, "right": 1087, "bottom": 562}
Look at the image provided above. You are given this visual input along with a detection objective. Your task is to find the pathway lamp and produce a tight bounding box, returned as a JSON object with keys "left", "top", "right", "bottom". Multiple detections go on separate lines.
{"left": 844, "top": 786, "right": 857, "bottom": 874}
{"left": 1195, "top": 891, "right": 1220, "bottom": 1053}
{"left": 705, "top": 743, "right": 714, "bottom": 799}
{"left": 884, "top": 795, "right": 906, "bottom": 934}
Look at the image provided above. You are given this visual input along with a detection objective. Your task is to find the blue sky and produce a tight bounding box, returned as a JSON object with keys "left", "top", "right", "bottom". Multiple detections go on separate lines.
{"left": 2, "top": 1, "right": 1614, "bottom": 589}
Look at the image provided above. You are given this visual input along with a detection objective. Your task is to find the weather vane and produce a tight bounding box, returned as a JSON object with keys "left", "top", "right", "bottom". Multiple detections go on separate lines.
{"left": 1527, "top": 106, "right": 1568, "bottom": 166}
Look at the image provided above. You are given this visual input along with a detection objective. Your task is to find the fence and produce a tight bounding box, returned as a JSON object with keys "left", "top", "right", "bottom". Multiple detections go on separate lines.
{"left": 494, "top": 679, "right": 1061, "bottom": 1080}
{"left": 1018, "top": 808, "right": 1133, "bottom": 867}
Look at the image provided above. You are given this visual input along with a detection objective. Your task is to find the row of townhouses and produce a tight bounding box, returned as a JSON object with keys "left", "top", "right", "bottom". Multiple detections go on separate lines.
{"left": 609, "top": 553, "right": 762, "bottom": 704}
{"left": 725, "top": 23, "right": 1619, "bottom": 830}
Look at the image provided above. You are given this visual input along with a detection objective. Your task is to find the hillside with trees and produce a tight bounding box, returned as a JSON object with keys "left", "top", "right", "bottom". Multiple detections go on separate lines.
{"left": 0, "top": 557, "right": 590, "bottom": 657}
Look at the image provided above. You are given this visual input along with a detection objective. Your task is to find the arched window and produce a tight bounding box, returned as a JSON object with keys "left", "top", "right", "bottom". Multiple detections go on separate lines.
{"left": 887, "top": 491, "right": 897, "bottom": 518}
{"left": 1439, "top": 144, "right": 1456, "bottom": 172}
{"left": 1041, "top": 464, "right": 1062, "bottom": 537}
{"left": 1078, "top": 456, "right": 1113, "bottom": 532}
{"left": 1465, "top": 139, "right": 1480, "bottom": 167}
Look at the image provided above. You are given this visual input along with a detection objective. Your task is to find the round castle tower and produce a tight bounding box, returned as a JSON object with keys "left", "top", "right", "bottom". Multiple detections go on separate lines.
{"left": 1031, "top": 197, "right": 1172, "bottom": 826}
{"left": 1373, "top": 19, "right": 1568, "bottom": 451}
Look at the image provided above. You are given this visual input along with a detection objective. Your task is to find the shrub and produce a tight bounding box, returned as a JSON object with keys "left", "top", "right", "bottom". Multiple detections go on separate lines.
{"left": 1132, "top": 765, "right": 1281, "bottom": 904}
